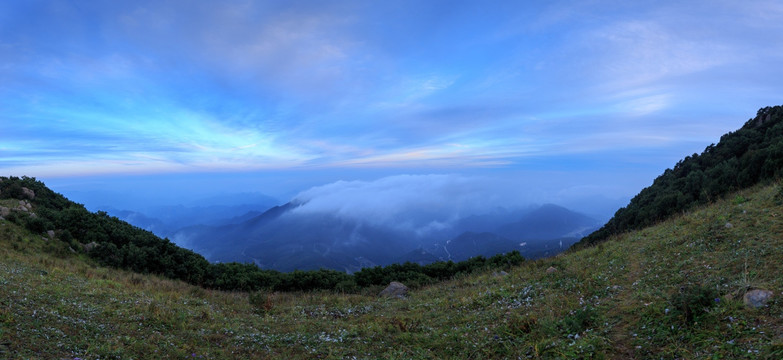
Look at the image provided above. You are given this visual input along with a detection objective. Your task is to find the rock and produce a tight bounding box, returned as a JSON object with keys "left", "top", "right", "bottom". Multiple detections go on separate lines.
{"left": 46, "top": 230, "right": 55, "bottom": 239}
{"left": 16, "top": 200, "right": 31, "bottom": 212}
{"left": 379, "top": 281, "right": 408, "bottom": 298}
{"left": 21, "top": 187, "right": 35, "bottom": 199}
{"left": 724, "top": 222, "right": 733, "bottom": 229}
{"left": 83, "top": 241, "right": 99, "bottom": 252}
{"left": 0, "top": 206, "right": 9, "bottom": 218}
{"left": 744, "top": 289, "right": 774, "bottom": 308}
{"left": 546, "top": 266, "right": 557, "bottom": 274}
{"left": 493, "top": 271, "right": 509, "bottom": 277}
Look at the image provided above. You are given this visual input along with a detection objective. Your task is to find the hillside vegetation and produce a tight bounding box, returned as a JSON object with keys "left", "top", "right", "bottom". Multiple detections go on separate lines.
{"left": 580, "top": 105, "right": 783, "bottom": 246}
{"left": 2, "top": 183, "right": 782, "bottom": 358}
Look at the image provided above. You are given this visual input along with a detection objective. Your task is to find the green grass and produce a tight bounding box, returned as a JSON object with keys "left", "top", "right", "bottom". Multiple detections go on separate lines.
{"left": 2, "top": 184, "right": 783, "bottom": 359}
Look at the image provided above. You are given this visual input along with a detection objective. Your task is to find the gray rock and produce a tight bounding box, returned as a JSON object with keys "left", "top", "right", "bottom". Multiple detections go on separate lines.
{"left": 83, "top": 241, "right": 99, "bottom": 252}
{"left": 744, "top": 289, "right": 774, "bottom": 308}
{"left": 546, "top": 266, "right": 557, "bottom": 274}
{"left": 46, "top": 230, "right": 55, "bottom": 239}
{"left": 493, "top": 271, "right": 509, "bottom": 277}
{"left": 21, "top": 187, "right": 35, "bottom": 199}
{"left": 724, "top": 222, "right": 733, "bottom": 229}
{"left": 0, "top": 207, "right": 9, "bottom": 218}
{"left": 379, "top": 281, "right": 408, "bottom": 298}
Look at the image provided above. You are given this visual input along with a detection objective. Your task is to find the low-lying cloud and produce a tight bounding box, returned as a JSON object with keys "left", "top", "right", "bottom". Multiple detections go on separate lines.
{"left": 288, "top": 174, "right": 531, "bottom": 234}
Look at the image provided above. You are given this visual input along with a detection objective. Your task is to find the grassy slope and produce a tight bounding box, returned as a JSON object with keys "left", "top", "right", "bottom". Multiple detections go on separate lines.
{"left": 1, "top": 185, "right": 783, "bottom": 359}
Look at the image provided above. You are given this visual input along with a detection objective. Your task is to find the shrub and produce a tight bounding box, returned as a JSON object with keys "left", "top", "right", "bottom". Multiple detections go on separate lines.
{"left": 248, "top": 291, "right": 274, "bottom": 314}
{"left": 668, "top": 284, "right": 719, "bottom": 324}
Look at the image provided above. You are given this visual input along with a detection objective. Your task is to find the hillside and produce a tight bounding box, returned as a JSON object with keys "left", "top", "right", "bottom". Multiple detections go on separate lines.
{"left": 579, "top": 105, "right": 783, "bottom": 247}
{"left": 2, "top": 183, "right": 782, "bottom": 358}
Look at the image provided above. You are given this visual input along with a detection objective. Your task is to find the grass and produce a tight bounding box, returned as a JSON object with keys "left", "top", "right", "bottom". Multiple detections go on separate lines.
{"left": 1, "top": 184, "right": 783, "bottom": 358}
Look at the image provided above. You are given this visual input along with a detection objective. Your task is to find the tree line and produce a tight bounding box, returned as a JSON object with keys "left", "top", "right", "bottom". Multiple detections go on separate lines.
{"left": 1, "top": 176, "right": 523, "bottom": 292}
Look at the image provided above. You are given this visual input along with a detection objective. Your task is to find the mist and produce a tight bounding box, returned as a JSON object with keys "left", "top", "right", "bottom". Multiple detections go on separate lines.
{"left": 285, "top": 174, "right": 624, "bottom": 237}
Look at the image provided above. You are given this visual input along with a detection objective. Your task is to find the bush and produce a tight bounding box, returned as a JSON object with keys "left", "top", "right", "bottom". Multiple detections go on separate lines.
{"left": 248, "top": 291, "right": 274, "bottom": 314}
{"left": 668, "top": 284, "right": 719, "bottom": 324}
{"left": 562, "top": 306, "right": 598, "bottom": 334}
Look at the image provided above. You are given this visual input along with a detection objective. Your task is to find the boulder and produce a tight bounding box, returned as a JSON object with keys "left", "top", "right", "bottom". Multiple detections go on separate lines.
{"left": 546, "top": 266, "right": 558, "bottom": 274}
{"left": 0, "top": 206, "right": 9, "bottom": 218}
{"left": 21, "top": 187, "right": 35, "bottom": 199}
{"left": 46, "top": 230, "right": 55, "bottom": 239}
{"left": 493, "top": 271, "right": 509, "bottom": 277}
{"left": 83, "top": 241, "right": 99, "bottom": 252}
{"left": 743, "top": 289, "right": 774, "bottom": 308}
{"left": 379, "top": 281, "right": 408, "bottom": 298}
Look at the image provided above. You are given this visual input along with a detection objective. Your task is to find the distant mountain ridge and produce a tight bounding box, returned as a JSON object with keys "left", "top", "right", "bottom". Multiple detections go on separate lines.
{"left": 171, "top": 201, "right": 600, "bottom": 272}
{"left": 102, "top": 195, "right": 280, "bottom": 238}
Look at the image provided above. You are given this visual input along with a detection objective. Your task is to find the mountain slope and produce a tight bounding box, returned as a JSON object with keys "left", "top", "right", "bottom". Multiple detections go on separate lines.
{"left": 496, "top": 203, "right": 599, "bottom": 240}
{"left": 2, "top": 183, "right": 782, "bottom": 358}
{"left": 579, "top": 105, "right": 783, "bottom": 247}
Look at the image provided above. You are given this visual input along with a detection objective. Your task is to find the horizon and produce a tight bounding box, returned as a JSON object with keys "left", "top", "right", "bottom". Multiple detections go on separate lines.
{"left": 2, "top": 1, "right": 783, "bottom": 216}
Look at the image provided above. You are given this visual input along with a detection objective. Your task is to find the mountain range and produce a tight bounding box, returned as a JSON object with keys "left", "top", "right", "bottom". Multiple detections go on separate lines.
{"left": 168, "top": 201, "right": 600, "bottom": 272}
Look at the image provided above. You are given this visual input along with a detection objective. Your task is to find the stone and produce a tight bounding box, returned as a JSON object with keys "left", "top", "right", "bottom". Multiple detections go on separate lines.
{"left": 46, "top": 230, "right": 55, "bottom": 239}
{"left": 743, "top": 289, "right": 774, "bottom": 308}
{"left": 546, "top": 266, "right": 557, "bottom": 274}
{"left": 379, "top": 281, "right": 408, "bottom": 298}
{"left": 0, "top": 206, "right": 9, "bottom": 218}
{"left": 493, "top": 271, "right": 509, "bottom": 277}
{"left": 724, "top": 222, "right": 733, "bottom": 229}
{"left": 21, "top": 187, "right": 35, "bottom": 199}
{"left": 83, "top": 241, "right": 99, "bottom": 252}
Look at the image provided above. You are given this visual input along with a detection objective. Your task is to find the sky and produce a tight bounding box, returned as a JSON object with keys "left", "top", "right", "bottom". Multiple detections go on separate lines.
{"left": 2, "top": 0, "right": 783, "bottom": 215}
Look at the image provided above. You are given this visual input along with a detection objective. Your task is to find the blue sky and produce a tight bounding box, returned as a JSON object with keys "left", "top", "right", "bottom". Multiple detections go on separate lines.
{"left": 2, "top": 0, "right": 782, "bottom": 212}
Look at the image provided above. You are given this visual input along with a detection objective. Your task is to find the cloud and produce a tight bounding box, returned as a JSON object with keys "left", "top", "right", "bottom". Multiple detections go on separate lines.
{"left": 288, "top": 174, "right": 531, "bottom": 233}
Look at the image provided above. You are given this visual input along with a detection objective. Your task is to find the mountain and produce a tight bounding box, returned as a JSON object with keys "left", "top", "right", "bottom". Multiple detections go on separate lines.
{"left": 173, "top": 207, "right": 421, "bottom": 272}
{"left": 496, "top": 203, "right": 599, "bottom": 240}
{"left": 102, "top": 208, "right": 169, "bottom": 235}
{"left": 171, "top": 202, "right": 599, "bottom": 272}
{"left": 578, "top": 105, "right": 783, "bottom": 247}
{"left": 102, "top": 197, "right": 280, "bottom": 238}
{"left": 435, "top": 231, "right": 517, "bottom": 262}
